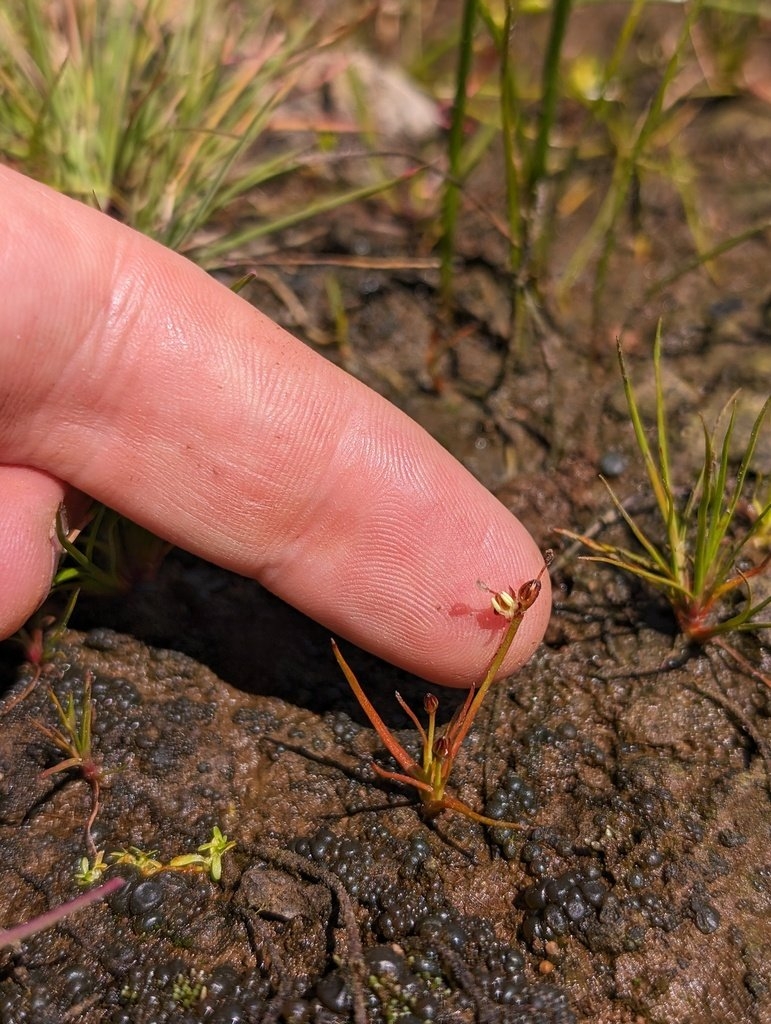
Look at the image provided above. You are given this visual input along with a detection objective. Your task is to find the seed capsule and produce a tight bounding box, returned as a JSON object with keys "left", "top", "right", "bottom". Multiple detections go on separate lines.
{"left": 433, "top": 736, "right": 451, "bottom": 759}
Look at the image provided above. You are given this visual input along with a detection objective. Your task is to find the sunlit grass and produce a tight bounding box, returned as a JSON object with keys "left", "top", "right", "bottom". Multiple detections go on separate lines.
{"left": 424, "top": 0, "right": 770, "bottom": 347}
{"left": 1, "top": 1, "right": 297, "bottom": 246}
{"left": 0, "top": 0, "right": 407, "bottom": 262}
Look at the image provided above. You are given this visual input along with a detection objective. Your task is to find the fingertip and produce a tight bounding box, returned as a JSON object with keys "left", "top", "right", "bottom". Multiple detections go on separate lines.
{"left": 0, "top": 467, "right": 66, "bottom": 639}
{"left": 270, "top": 410, "right": 553, "bottom": 688}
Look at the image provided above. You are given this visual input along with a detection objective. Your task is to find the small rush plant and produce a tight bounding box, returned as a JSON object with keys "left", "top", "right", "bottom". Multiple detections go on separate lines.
{"left": 34, "top": 672, "right": 103, "bottom": 856}
{"left": 558, "top": 327, "right": 770, "bottom": 645}
{"left": 332, "top": 558, "right": 549, "bottom": 829}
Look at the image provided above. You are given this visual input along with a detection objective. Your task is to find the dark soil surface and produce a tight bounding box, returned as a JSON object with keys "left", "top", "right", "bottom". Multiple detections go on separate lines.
{"left": 2, "top": 8, "right": 771, "bottom": 1023}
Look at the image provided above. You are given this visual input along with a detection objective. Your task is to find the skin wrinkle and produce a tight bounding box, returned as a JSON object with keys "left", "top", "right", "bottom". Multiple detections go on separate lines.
{"left": 123, "top": 254, "right": 346, "bottom": 554}
{"left": 2, "top": 220, "right": 139, "bottom": 472}
{"left": 199, "top": 351, "right": 356, "bottom": 562}
{"left": 2, "top": 191, "right": 104, "bottom": 420}
{"left": 256, "top": 407, "right": 463, "bottom": 654}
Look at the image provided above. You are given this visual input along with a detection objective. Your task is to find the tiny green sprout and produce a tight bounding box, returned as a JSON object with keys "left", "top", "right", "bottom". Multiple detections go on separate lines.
{"left": 196, "top": 826, "right": 236, "bottom": 882}
{"left": 164, "top": 852, "right": 209, "bottom": 871}
{"left": 35, "top": 676, "right": 97, "bottom": 777}
{"left": 109, "top": 847, "right": 164, "bottom": 874}
{"left": 76, "top": 850, "right": 108, "bottom": 887}
{"left": 557, "top": 327, "right": 770, "bottom": 646}
{"left": 333, "top": 558, "right": 550, "bottom": 829}
{"left": 172, "top": 969, "right": 207, "bottom": 1009}
{"left": 103, "top": 829, "right": 235, "bottom": 881}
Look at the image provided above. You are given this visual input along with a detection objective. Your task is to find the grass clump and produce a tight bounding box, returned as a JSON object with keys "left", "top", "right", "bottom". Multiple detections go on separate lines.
{"left": 558, "top": 325, "right": 770, "bottom": 644}
{"left": 0, "top": 0, "right": 317, "bottom": 253}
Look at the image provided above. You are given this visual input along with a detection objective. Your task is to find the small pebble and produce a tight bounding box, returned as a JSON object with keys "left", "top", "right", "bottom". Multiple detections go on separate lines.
{"left": 599, "top": 451, "right": 627, "bottom": 477}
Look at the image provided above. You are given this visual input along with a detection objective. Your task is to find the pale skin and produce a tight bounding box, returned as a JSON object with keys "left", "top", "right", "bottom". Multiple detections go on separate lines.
{"left": 0, "top": 165, "right": 550, "bottom": 687}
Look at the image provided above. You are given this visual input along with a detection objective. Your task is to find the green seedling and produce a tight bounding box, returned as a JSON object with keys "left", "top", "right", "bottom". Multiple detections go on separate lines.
{"left": 80, "top": 828, "right": 236, "bottom": 885}
{"left": 0, "top": 876, "right": 125, "bottom": 949}
{"left": 332, "top": 560, "right": 549, "bottom": 829}
{"left": 54, "top": 504, "right": 172, "bottom": 598}
{"left": 75, "top": 849, "right": 109, "bottom": 886}
{"left": 34, "top": 672, "right": 103, "bottom": 857}
{"left": 160, "top": 826, "right": 237, "bottom": 881}
{"left": 109, "top": 847, "right": 165, "bottom": 875}
{"left": 195, "top": 825, "right": 237, "bottom": 882}
{"left": 558, "top": 327, "right": 770, "bottom": 645}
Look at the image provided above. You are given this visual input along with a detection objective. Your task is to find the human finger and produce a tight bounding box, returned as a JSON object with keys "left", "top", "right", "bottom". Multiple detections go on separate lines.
{"left": 0, "top": 166, "right": 550, "bottom": 685}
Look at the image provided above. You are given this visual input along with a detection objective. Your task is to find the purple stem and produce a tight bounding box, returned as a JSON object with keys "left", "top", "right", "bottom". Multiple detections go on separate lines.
{"left": 0, "top": 876, "right": 125, "bottom": 948}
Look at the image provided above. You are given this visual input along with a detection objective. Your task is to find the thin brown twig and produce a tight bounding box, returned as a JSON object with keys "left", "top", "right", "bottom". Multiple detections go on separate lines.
{"left": 239, "top": 909, "right": 292, "bottom": 1024}
{"left": 259, "top": 846, "right": 367, "bottom": 1024}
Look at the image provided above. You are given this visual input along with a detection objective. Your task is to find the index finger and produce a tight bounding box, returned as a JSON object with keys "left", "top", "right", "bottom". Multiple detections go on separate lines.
{"left": 0, "top": 166, "right": 550, "bottom": 686}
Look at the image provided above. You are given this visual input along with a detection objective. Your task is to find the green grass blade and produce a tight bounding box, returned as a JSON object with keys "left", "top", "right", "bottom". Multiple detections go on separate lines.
{"left": 440, "top": 0, "right": 478, "bottom": 306}
{"left": 524, "top": 0, "right": 573, "bottom": 203}
{"left": 651, "top": 325, "right": 690, "bottom": 582}
{"left": 499, "top": 0, "right": 522, "bottom": 287}
{"left": 704, "top": 404, "right": 735, "bottom": 561}
{"left": 700, "top": 396, "right": 770, "bottom": 591}
{"left": 646, "top": 220, "right": 771, "bottom": 299}
{"left": 712, "top": 591, "right": 771, "bottom": 635}
{"left": 580, "top": 554, "right": 695, "bottom": 599}
{"left": 732, "top": 395, "right": 771, "bottom": 502}
{"left": 692, "top": 418, "right": 717, "bottom": 596}
{"left": 197, "top": 170, "right": 420, "bottom": 264}
{"left": 558, "top": 528, "right": 660, "bottom": 573}
{"left": 617, "top": 334, "right": 669, "bottom": 524}
{"left": 598, "top": 478, "right": 674, "bottom": 579}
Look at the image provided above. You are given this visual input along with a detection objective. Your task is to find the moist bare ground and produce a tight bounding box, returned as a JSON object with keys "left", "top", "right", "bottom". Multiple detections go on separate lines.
{"left": 2, "top": 8, "right": 771, "bottom": 1023}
